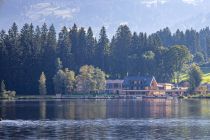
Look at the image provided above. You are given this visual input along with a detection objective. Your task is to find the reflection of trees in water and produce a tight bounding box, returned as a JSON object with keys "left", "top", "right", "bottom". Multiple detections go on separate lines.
{"left": 178, "top": 99, "right": 210, "bottom": 118}
{"left": 143, "top": 99, "right": 174, "bottom": 118}
{"left": 39, "top": 100, "right": 46, "bottom": 119}
{"left": 0, "top": 100, "right": 16, "bottom": 119}
{"left": 54, "top": 100, "right": 107, "bottom": 120}
{"left": 200, "top": 99, "right": 210, "bottom": 118}
{"left": 106, "top": 99, "right": 174, "bottom": 118}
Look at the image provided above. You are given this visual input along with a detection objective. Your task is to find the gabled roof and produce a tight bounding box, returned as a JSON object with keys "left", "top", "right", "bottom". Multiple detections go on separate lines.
{"left": 106, "top": 79, "right": 124, "bottom": 84}
{"left": 123, "top": 76, "right": 156, "bottom": 87}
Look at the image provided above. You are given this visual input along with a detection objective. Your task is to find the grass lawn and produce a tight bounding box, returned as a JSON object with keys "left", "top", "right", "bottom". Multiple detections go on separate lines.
{"left": 180, "top": 67, "right": 210, "bottom": 84}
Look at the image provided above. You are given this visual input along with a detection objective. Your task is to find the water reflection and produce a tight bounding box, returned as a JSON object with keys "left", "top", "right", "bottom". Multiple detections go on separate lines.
{"left": 106, "top": 99, "right": 175, "bottom": 119}
{"left": 39, "top": 100, "right": 46, "bottom": 119}
{"left": 1, "top": 99, "right": 210, "bottom": 139}
{"left": 2, "top": 99, "right": 210, "bottom": 120}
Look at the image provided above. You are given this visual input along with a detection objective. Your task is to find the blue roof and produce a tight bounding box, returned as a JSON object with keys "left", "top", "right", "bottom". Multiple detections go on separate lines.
{"left": 123, "top": 76, "right": 156, "bottom": 87}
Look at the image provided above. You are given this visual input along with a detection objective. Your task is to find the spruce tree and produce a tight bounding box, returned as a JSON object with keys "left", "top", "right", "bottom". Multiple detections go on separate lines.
{"left": 42, "top": 24, "right": 57, "bottom": 94}
{"left": 112, "top": 25, "right": 132, "bottom": 78}
{"left": 86, "top": 27, "right": 96, "bottom": 65}
{"left": 57, "top": 26, "right": 72, "bottom": 68}
{"left": 69, "top": 24, "right": 78, "bottom": 71}
{"left": 97, "top": 26, "right": 110, "bottom": 71}
{"left": 77, "top": 27, "right": 87, "bottom": 67}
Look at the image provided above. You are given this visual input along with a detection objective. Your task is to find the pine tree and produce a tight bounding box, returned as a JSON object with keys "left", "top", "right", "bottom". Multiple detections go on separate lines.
{"left": 86, "top": 27, "right": 96, "bottom": 65}
{"left": 156, "top": 27, "right": 172, "bottom": 47}
{"left": 19, "top": 23, "right": 37, "bottom": 93}
{"left": 97, "top": 26, "right": 110, "bottom": 71}
{"left": 6, "top": 22, "right": 21, "bottom": 93}
{"left": 77, "top": 27, "right": 87, "bottom": 67}
{"left": 57, "top": 26, "right": 72, "bottom": 68}
{"left": 173, "top": 29, "right": 185, "bottom": 45}
{"left": 112, "top": 25, "right": 132, "bottom": 78}
{"left": 0, "top": 30, "right": 7, "bottom": 82}
{"left": 128, "top": 32, "right": 141, "bottom": 75}
{"left": 42, "top": 24, "right": 57, "bottom": 94}
{"left": 39, "top": 72, "right": 47, "bottom": 95}
{"left": 69, "top": 24, "right": 78, "bottom": 71}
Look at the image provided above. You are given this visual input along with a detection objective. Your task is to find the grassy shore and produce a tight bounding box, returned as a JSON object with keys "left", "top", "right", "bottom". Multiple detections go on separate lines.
{"left": 14, "top": 93, "right": 120, "bottom": 100}
{"left": 2, "top": 93, "right": 210, "bottom": 100}
{"left": 178, "top": 93, "right": 210, "bottom": 99}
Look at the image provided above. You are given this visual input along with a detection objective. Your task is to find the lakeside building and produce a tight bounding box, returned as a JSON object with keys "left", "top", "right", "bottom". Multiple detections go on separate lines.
{"left": 122, "top": 76, "right": 161, "bottom": 95}
{"left": 105, "top": 76, "right": 187, "bottom": 96}
{"left": 123, "top": 76, "right": 158, "bottom": 90}
{"left": 105, "top": 80, "right": 124, "bottom": 94}
{"left": 157, "top": 83, "right": 174, "bottom": 90}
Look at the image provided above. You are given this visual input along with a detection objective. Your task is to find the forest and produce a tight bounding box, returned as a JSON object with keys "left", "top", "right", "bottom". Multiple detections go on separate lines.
{"left": 0, "top": 23, "right": 209, "bottom": 95}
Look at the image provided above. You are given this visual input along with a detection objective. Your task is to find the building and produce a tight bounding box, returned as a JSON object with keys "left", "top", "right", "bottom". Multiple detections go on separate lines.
{"left": 123, "top": 76, "right": 158, "bottom": 90}
{"left": 157, "top": 83, "right": 174, "bottom": 90}
{"left": 106, "top": 80, "right": 124, "bottom": 94}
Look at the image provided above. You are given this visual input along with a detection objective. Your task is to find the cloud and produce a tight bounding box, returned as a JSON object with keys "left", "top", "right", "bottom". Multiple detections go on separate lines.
{"left": 182, "top": 0, "right": 203, "bottom": 5}
{"left": 141, "top": 0, "right": 168, "bottom": 7}
{"left": 25, "top": 2, "right": 79, "bottom": 22}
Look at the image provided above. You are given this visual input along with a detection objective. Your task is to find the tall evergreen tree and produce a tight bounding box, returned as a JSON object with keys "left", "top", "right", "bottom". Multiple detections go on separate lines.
{"left": 6, "top": 23, "right": 20, "bottom": 92}
{"left": 173, "top": 29, "right": 185, "bottom": 45}
{"left": 86, "top": 27, "right": 96, "bottom": 65}
{"left": 0, "top": 30, "right": 7, "bottom": 82}
{"left": 128, "top": 32, "right": 142, "bottom": 75}
{"left": 157, "top": 27, "right": 172, "bottom": 47}
{"left": 57, "top": 26, "right": 72, "bottom": 68}
{"left": 42, "top": 24, "right": 57, "bottom": 94}
{"left": 69, "top": 24, "right": 78, "bottom": 71}
{"left": 97, "top": 26, "right": 110, "bottom": 71}
{"left": 112, "top": 25, "right": 132, "bottom": 78}
{"left": 77, "top": 27, "right": 87, "bottom": 67}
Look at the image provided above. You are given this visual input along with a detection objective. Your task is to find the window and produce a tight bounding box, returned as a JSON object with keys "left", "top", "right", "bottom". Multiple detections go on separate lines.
{"left": 114, "top": 83, "right": 118, "bottom": 88}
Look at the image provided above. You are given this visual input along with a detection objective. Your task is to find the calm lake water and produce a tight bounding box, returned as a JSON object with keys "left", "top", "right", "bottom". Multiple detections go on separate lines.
{"left": 1, "top": 99, "right": 210, "bottom": 139}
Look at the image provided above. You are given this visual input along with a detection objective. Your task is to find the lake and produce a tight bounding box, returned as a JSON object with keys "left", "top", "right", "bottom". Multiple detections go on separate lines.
{"left": 1, "top": 99, "right": 210, "bottom": 139}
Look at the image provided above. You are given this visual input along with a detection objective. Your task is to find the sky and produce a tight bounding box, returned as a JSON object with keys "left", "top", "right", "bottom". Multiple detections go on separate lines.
{"left": 1, "top": 0, "right": 210, "bottom": 37}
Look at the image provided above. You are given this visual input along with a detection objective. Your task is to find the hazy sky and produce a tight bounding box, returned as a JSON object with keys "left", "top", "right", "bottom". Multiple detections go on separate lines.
{"left": 1, "top": 0, "right": 210, "bottom": 37}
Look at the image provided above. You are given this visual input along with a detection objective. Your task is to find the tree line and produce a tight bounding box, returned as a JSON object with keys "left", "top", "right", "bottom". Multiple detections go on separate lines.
{"left": 39, "top": 65, "right": 106, "bottom": 95}
{"left": 0, "top": 22, "right": 208, "bottom": 95}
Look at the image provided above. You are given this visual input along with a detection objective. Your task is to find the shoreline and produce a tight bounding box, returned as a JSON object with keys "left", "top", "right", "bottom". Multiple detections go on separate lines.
{"left": 1, "top": 94, "right": 210, "bottom": 100}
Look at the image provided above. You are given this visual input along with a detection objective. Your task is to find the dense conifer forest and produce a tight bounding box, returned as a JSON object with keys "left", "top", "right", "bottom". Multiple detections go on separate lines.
{"left": 0, "top": 23, "right": 209, "bottom": 95}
